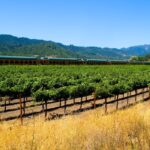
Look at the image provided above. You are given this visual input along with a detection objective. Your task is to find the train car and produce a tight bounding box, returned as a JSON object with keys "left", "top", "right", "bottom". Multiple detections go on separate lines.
{"left": 85, "top": 59, "right": 109, "bottom": 65}
{"left": 0, "top": 56, "right": 38, "bottom": 65}
{"left": 47, "top": 58, "right": 84, "bottom": 65}
{"left": 110, "top": 60, "right": 129, "bottom": 65}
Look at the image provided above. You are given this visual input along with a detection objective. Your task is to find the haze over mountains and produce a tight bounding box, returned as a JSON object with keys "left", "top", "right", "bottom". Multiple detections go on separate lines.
{"left": 0, "top": 34, "right": 150, "bottom": 60}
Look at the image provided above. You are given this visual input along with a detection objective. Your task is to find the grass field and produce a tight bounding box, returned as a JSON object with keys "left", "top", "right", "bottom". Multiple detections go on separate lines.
{"left": 0, "top": 101, "right": 150, "bottom": 150}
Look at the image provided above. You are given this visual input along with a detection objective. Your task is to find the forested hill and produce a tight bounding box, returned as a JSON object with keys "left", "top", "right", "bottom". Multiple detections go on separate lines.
{"left": 0, "top": 34, "right": 150, "bottom": 59}
{"left": 0, "top": 35, "right": 79, "bottom": 58}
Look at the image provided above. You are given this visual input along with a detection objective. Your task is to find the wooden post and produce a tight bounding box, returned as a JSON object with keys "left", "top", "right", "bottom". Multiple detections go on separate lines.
{"left": 116, "top": 95, "right": 119, "bottom": 110}
{"left": 80, "top": 97, "right": 83, "bottom": 109}
{"left": 135, "top": 89, "right": 137, "bottom": 102}
{"left": 19, "top": 94, "right": 23, "bottom": 125}
{"left": 42, "top": 100, "right": 44, "bottom": 112}
{"left": 93, "top": 93, "right": 96, "bottom": 109}
{"left": 105, "top": 98, "right": 107, "bottom": 114}
{"left": 23, "top": 97, "right": 26, "bottom": 115}
{"left": 127, "top": 92, "right": 129, "bottom": 105}
{"left": 64, "top": 99, "right": 67, "bottom": 113}
{"left": 45, "top": 99, "right": 48, "bottom": 119}
{"left": 4, "top": 98, "right": 6, "bottom": 112}
{"left": 142, "top": 88, "right": 144, "bottom": 99}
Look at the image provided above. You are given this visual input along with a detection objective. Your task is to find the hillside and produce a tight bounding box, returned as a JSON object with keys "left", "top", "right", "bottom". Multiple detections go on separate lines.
{"left": 0, "top": 34, "right": 150, "bottom": 59}
{"left": 0, "top": 35, "right": 79, "bottom": 58}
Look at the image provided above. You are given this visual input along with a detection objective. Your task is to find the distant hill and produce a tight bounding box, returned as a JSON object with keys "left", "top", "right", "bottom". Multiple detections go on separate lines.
{"left": 0, "top": 34, "right": 150, "bottom": 59}
{"left": 0, "top": 35, "right": 78, "bottom": 58}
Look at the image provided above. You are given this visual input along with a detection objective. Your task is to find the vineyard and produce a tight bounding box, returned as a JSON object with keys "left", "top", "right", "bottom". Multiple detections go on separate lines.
{"left": 0, "top": 65, "right": 150, "bottom": 123}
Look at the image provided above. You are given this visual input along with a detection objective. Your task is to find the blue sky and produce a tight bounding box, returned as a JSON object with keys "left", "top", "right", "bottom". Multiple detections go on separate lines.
{"left": 0, "top": 0, "right": 150, "bottom": 48}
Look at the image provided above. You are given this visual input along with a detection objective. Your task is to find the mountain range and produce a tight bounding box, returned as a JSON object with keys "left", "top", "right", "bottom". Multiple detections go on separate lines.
{"left": 0, "top": 34, "right": 150, "bottom": 59}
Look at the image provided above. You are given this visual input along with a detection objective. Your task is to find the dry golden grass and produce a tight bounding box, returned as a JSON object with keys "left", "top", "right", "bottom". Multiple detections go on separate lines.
{"left": 0, "top": 103, "right": 150, "bottom": 150}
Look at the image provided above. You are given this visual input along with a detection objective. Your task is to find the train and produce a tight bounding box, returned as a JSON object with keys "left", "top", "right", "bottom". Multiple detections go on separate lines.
{"left": 0, "top": 55, "right": 149, "bottom": 65}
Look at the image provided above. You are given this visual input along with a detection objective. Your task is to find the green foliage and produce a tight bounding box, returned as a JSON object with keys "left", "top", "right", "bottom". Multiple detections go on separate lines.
{"left": 95, "top": 85, "right": 111, "bottom": 99}
{"left": 56, "top": 87, "right": 70, "bottom": 100}
{"left": 130, "top": 53, "right": 150, "bottom": 62}
{"left": 0, "top": 65, "right": 150, "bottom": 102}
{"left": 110, "top": 82, "right": 129, "bottom": 95}
{"left": 33, "top": 89, "right": 49, "bottom": 102}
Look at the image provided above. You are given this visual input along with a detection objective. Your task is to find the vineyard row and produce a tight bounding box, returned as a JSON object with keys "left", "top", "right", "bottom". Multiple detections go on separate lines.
{"left": 0, "top": 86, "right": 149, "bottom": 123}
